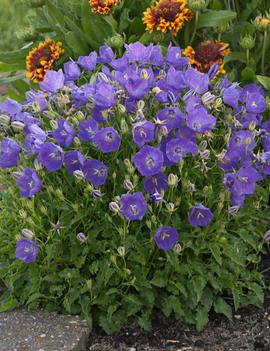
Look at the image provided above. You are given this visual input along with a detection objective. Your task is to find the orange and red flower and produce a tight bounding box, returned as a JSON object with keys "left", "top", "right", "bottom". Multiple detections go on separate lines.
{"left": 89, "top": 0, "right": 119, "bottom": 15}
{"left": 26, "top": 38, "right": 64, "bottom": 82}
{"left": 143, "top": 0, "right": 192, "bottom": 36}
{"left": 183, "top": 40, "right": 230, "bottom": 75}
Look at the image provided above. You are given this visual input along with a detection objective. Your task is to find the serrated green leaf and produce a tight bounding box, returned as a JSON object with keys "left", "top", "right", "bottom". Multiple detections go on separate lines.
{"left": 210, "top": 243, "right": 222, "bottom": 265}
{"left": 151, "top": 270, "right": 167, "bottom": 287}
{"left": 196, "top": 306, "right": 209, "bottom": 331}
{"left": 256, "top": 75, "right": 270, "bottom": 90}
{"left": 197, "top": 10, "right": 237, "bottom": 28}
{"left": 0, "top": 298, "right": 18, "bottom": 313}
{"left": 214, "top": 297, "right": 232, "bottom": 319}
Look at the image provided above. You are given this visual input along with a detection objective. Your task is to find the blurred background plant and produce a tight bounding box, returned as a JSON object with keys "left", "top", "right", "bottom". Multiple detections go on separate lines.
{"left": 0, "top": 0, "right": 269, "bottom": 100}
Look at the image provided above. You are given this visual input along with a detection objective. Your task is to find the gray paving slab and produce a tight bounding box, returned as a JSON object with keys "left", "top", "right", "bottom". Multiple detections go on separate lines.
{"left": 0, "top": 309, "right": 91, "bottom": 351}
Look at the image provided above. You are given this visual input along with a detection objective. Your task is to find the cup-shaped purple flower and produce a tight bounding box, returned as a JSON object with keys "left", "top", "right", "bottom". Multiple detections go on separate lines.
{"left": 245, "top": 92, "right": 266, "bottom": 114}
{"left": 39, "top": 69, "right": 65, "bottom": 93}
{"left": 94, "top": 82, "right": 116, "bottom": 110}
{"left": 166, "top": 137, "right": 198, "bottom": 164}
{"left": 154, "top": 226, "right": 179, "bottom": 250}
{"left": 132, "top": 121, "right": 155, "bottom": 148}
{"left": 189, "top": 204, "right": 213, "bottom": 227}
{"left": 37, "top": 142, "right": 64, "bottom": 172}
{"left": 0, "top": 137, "right": 21, "bottom": 169}
{"left": 78, "top": 118, "right": 99, "bottom": 142}
{"left": 24, "top": 125, "right": 47, "bottom": 155}
{"left": 231, "top": 166, "right": 261, "bottom": 196}
{"left": 93, "top": 127, "right": 121, "bottom": 153}
{"left": 16, "top": 168, "right": 42, "bottom": 198}
{"left": 16, "top": 238, "right": 39, "bottom": 264}
{"left": 77, "top": 52, "right": 97, "bottom": 71}
{"left": 64, "top": 150, "right": 86, "bottom": 175}
{"left": 185, "top": 67, "right": 209, "bottom": 95}
{"left": 143, "top": 172, "right": 168, "bottom": 194}
{"left": 133, "top": 145, "right": 164, "bottom": 177}
{"left": 83, "top": 159, "right": 108, "bottom": 186}
{"left": 52, "top": 119, "right": 76, "bottom": 147}
{"left": 64, "top": 61, "right": 81, "bottom": 81}
{"left": 155, "top": 107, "right": 185, "bottom": 132}
{"left": 120, "top": 192, "right": 147, "bottom": 221}
{"left": 228, "top": 130, "right": 255, "bottom": 158}
{"left": 187, "top": 108, "right": 216, "bottom": 133}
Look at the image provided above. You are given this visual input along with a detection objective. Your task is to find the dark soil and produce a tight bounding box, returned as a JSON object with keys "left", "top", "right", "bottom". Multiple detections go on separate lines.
{"left": 88, "top": 256, "right": 270, "bottom": 351}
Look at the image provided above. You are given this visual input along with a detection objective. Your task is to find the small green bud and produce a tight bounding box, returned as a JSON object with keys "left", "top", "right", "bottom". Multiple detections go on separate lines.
{"left": 239, "top": 34, "right": 256, "bottom": 50}
{"left": 117, "top": 246, "right": 125, "bottom": 257}
{"left": 120, "top": 119, "right": 129, "bottom": 134}
{"left": 253, "top": 12, "right": 270, "bottom": 32}
{"left": 174, "top": 243, "right": 182, "bottom": 254}
{"left": 106, "top": 33, "right": 125, "bottom": 49}
{"left": 22, "top": 228, "right": 34, "bottom": 239}
{"left": 19, "top": 209, "right": 27, "bottom": 218}
{"left": 188, "top": 0, "right": 207, "bottom": 11}
{"left": 16, "top": 26, "right": 37, "bottom": 41}
{"left": 168, "top": 173, "right": 178, "bottom": 187}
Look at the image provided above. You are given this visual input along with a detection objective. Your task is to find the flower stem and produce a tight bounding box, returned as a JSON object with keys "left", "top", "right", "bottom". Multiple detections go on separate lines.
{"left": 170, "top": 31, "right": 179, "bottom": 46}
{"left": 190, "top": 11, "right": 199, "bottom": 45}
{"left": 261, "top": 30, "right": 268, "bottom": 75}
{"left": 246, "top": 48, "right": 249, "bottom": 66}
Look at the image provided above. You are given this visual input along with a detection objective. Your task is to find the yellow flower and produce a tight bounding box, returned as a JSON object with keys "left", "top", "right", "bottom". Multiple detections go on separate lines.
{"left": 89, "top": 0, "right": 119, "bottom": 15}
{"left": 143, "top": 0, "right": 192, "bottom": 36}
{"left": 183, "top": 40, "right": 230, "bottom": 75}
{"left": 26, "top": 38, "right": 64, "bottom": 82}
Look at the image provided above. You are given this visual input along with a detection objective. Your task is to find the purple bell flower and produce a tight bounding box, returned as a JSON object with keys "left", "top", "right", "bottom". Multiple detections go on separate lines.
{"left": 24, "top": 124, "right": 47, "bottom": 155}
{"left": 37, "top": 142, "right": 64, "bottom": 172}
{"left": 125, "top": 42, "right": 152, "bottom": 64}
{"left": 94, "top": 82, "right": 116, "bottom": 109}
{"left": 83, "top": 159, "right": 108, "bottom": 186}
{"left": 166, "top": 137, "right": 198, "bottom": 163}
{"left": 0, "top": 137, "right": 21, "bottom": 169}
{"left": 52, "top": 119, "right": 76, "bottom": 147}
{"left": 133, "top": 145, "right": 164, "bottom": 176}
{"left": 143, "top": 172, "right": 168, "bottom": 194}
{"left": 155, "top": 107, "right": 185, "bottom": 132}
{"left": 0, "top": 98, "right": 21, "bottom": 117}
{"left": 64, "top": 150, "right": 86, "bottom": 175}
{"left": 120, "top": 192, "right": 147, "bottom": 221}
{"left": 231, "top": 166, "right": 261, "bottom": 196}
{"left": 257, "top": 152, "right": 270, "bottom": 176}
{"left": 154, "top": 226, "right": 179, "bottom": 250}
{"left": 185, "top": 67, "right": 209, "bottom": 94}
{"left": 39, "top": 69, "right": 65, "bottom": 93}
{"left": 98, "top": 45, "right": 114, "bottom": 64}
{"left": 16, "top": 168, "right": 42, "bottom": 198}
{"left": 166, "top": 45, "right": 188, "bottom": 70}
{"left": 245, "top": 92, "right": 266, "bottom": 114}
{"left": 77, "top": 52, "right": 97, "bottom": 70}
{"left": 189, "top": 204, "right": 214, "bottom": 227}
{"left": 16, "top": 238, "right": 39, "bottom": 264}
{"left": 64, "top": 61, "right": 81, "bottom": 81}
{"left": 93, "top": 127, "right": 121, "bottom": 153}
{"left": 78, "top": 118, "right": 99, "bottom": 142}
{"left": 222, "top": 83, "right": 241, "bottom": 109}
{"left": 132, "top": 121, "right": 155, "bottom": 148}
{"left": 187, "top": 108, "right": 216, "bottom": 132}
{"left": 228, "top": 130, "right": 255, "bottom": 158}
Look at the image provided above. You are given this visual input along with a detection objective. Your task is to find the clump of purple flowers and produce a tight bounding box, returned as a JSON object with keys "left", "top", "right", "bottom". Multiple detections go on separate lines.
{"left": 0, "top": 42, "right": 268, "bottom": 259}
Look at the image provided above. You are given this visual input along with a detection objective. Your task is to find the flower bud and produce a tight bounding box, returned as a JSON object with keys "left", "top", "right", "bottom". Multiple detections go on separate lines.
{"left": 188, "top": 0, "right": 207, "bottom": 11}
{"left": 123, "top": 179, "right": 134, "bottom": 192}
{"left": 34, "top": 159, "right": 43, "bottom": 171}
{"left": 91, "top": 189, "right": 103, "bottom": 199}
{"left": 19, "top": 209, "right": 27, "bottom": 218}
{"left": 263, "top": 230, "right": 270, "bottom": 242}
{"left": 109, "top": 201, "right": 120, "bottom": 213}
{"left": 39, "top": 205, "right": 47, "bottom": 215}
{"left": 199, "top": 140, "right": 208, "bottom": 151}
{"left": 117, "top": 246, "right": 125, "bottom": 257}
{"left": 152, "top": 87, "right": 162, "bottom": 95}
{"left": 160, "top": 125, "right": 169, "bottom": 137}
{"left": 253, "top": 13, "right": 270, "bottom": 32}
{"left": 239, "top": 34, "right": 256, "bottom": 50}
{"left": 174, "top": 243, "right": 182, "bottom": 254}
{"left": 55, "top": 188, "right": 64, "bottom": 200}
{"left": 120, "top": 119, "right": 129, "bottom": 134}
{"left": 118, "top": 104, "right": 126, "bottom": 113}
{"left": 200, "top": 149, "right": 210, "bottom": 159}
{"left": 21, "top": 228, "right": 34, "bottom": 239}
{"left": 166, "top": 202, "right": 175, "bottom": 213}
{"left": 11, "top": 121, "right": 25, "bottom": 130}
{"left": 106, "top": 33, "right": 125, "bottom": 50}
{"left": 73, "top": 170, "right": 85, "bottom": 181}
{"left": 74, "top": 136, "right": 81, "bottom": 146}
{"left": 137, "top": 100, "right": 145, "bottom": 111}
{"left": 228, "top": 205, "right": 240, "bottom": 214}
{"left": 77, "top": 232, "right": 88, "bottom": 244}
{"left": 50, "top": 120, "right": 58, "bottom": 129}
{"left": 0, "top": 114, "right": 10, "bottom": 126}
{"left": 248, "top": 120, "right": 257, "bottom": 131}
{"left": 168, "top": 173, "right": 178, "bottom": 187}
{"left": 16, "top": 26, "right": 37, "bottom": 41}
{"left": 187, "top": 181, "right": 196, "bottom": 193}
{"left": 141, "top": 69, "right": 150, "bottom": 80}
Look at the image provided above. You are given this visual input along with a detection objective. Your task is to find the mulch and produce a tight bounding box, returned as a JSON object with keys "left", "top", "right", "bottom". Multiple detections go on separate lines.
{"left": 88, "top": 256, "right": 270, "bottom": 351}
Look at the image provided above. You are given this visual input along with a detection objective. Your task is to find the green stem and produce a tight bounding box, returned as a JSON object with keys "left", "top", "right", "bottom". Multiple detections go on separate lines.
{"left": 170, "top": 31, "right": 178, "bottom": 46}
{"left": 246, "top": 48, "right": 249, "bottom": 66}
{"left": 190, "top": 11, "right": 199, "bottom": 45}
{"left": 261, "top": 30, "right": 268, "bottom": 75}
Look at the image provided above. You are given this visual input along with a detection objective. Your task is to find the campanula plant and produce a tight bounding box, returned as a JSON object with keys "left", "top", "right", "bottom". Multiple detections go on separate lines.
{"left": 0, "top": 42, "right": 270, "bottom": 333}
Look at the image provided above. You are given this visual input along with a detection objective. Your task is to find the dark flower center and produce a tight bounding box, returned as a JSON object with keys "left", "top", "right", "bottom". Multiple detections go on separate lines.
{"left": 237, "top": 175, "right": 249, "bottom": 183}
{"left": 160, "top": 230, "right": 170, "bottom": 240}
{"left": 196, "top": 211, "right": 204, "bottom": 219}
{"left": 156, "top": 0, "right": 180, "bottom": 21}
{"left": 194, "top": 42, "right": 222, "bottom": 64}
{"left": 106, "top": 132, "right": 114, "bottom": 142}
{"left": 175, "top": 146, "right": 182, "bottom": 154}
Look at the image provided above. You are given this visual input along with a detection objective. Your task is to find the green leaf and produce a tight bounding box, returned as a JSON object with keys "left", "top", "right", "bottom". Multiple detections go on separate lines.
{"left": 214, "top": 297, "right": 232, "bottom": 319}
{"left": 45, "top": 0, "right": 65, "bottom": 27}
{"left": 196, "top": 306, "right": 209, "bottom": 331}
{"left": 197, "top": 10, "right": 237, "bottom": 28}
{"left": 151, "top": 270, "right": 167, "bottom": 288}
{"left": 192, "top": 276, "right": 207, "bottom": 304}
{"left": 256, "top": 75, "right": 270, "bottom": 90}
{"left": 0, "top": 45, "right": 32, "bottom": 64}
{"left": 0, "top": 73, "right": 26, "bottom": 84}
{"left": 0, "top": 298, "right": 18, "bottom": 313}
{"left": 209, "top": 243, "right": 222, "bottom": 265}
{"left": 0, "top": 62, "right": 25, "bottom": 73}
